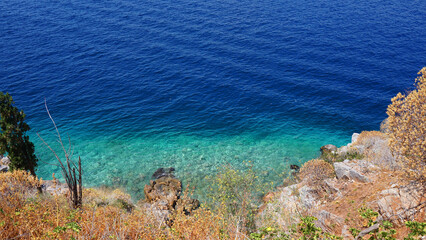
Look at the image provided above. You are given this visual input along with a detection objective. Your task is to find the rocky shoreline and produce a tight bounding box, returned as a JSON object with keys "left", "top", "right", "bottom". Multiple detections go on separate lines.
{"left": 257, "top": 132, "right": 425, "bottom": 239}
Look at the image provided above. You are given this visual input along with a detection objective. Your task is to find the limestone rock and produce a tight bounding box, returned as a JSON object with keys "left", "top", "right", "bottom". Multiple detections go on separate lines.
{"left": 0, "top": 165, "right": 9, "bottom": 173}
{"left": 351, "top": 133, "right": 360, "bottom": 145}
{"left": 334, "top": 161, "right": 370, "bottom": 182}
{"left": 42, "top": 180, "right": 68, "bottom": 195}
{"left": 377, "top": 185, "right": 423, "bottom": 223}
{"left": 0, "top": 155, "right": 10, "bottom": 166}
{"left": 256, "top": 184, "right": 302, "bottom": 229}
{"left": 337, "top": 145, "right": 349, "bottom": 156}
{"left": 314, "top": 210, "right": 344, "bottom": 232}
{"left": 0, "top": 155, "right": 10, "bottom": 173}
{"left": 299, "top": 185, "right": 317, "bottom": 209}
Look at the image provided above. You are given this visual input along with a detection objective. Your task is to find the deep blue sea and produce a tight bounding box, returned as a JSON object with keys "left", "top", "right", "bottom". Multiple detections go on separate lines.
{"left": 1, "top": 0, "right": 425, "bottom": 199}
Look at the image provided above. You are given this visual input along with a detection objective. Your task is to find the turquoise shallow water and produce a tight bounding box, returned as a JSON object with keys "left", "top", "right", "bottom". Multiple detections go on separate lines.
{"left": 33, "top": 120, "right": 348, "bottom": 199}
{"left": 1, "top": 0, "right": 425, "bottom": 200}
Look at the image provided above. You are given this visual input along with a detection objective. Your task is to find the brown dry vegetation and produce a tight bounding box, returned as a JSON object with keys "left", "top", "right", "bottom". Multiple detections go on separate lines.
{"left": 299, "top": 159, "right": 335, "bottom": 187}
{"left": 387, "top": 67, "right": 426, "bottom": 185}
{"left": 0, "top": 170, "right": 246, "bottom": 240}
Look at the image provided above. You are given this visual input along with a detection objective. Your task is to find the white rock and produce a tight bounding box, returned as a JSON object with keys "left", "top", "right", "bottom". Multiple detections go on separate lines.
{"left": 334, "top": 161, "right": 370, "bottom": 182}
{"left": 351, "top": 133, "right": 360, "bottom": 144}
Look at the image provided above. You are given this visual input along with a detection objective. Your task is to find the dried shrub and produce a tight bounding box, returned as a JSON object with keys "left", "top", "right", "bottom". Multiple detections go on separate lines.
{"left": 170, "top": 207, "right": 241, "bottom": 239}
{"left": 0, "top": 170, "right": 242, "bottom": 240}
{"left": 387, "top": 67, "right": 426, "bottom": 184}
{"left": 206, "top": 163, "right": 270, "bottom": 234}
{"left": 0, "top": 170, "right": 41, "bottom": 210}
{"left": 353, "top": 131, "right": 397, "bottom": 169}
{"left": 299, "top": 159, "right": 335, "bottom": 186}
{"left": 83, "top": 188, "right": 133, "bottom": 206}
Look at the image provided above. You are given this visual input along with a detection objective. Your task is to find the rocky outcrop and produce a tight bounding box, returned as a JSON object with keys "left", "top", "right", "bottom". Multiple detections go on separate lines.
{"left": 41, "top": 179, "right": 69, "bottom": 195}
{"left": 141, "top": 168, "right": 200, "bottom": 224}
{"left": 351, "top": 133, "right": 360, "bottom": 145}
{"left": 258, "top": 131, "right": 424, "bottom": 237}
{"left": 314, "top": 210, "right": 344, "bottom": 233}
{"left": 334, "top": 160, "right": 370, "bottom": 182}
{"left": 144, "top": 177, "right": 182, "bottom": 210}
{"left": 377, "top": 185, "right": 424, "bottom": 224}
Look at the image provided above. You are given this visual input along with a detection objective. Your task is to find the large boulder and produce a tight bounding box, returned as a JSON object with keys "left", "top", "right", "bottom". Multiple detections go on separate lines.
{"left": 334, "top": 161, "right": 370, "bottom": 182}
{"left": 142, "top": 169, "right": 200, "bottom": 224}
{"left": 144, "top": 177, "right": 182, "bottom": 210}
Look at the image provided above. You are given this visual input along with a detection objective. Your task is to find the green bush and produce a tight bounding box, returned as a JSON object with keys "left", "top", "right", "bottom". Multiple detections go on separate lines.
{"left": 404, "top": 221, "right": 426, "bottom": 240}
{"left": 0, "top": 92, "right": 38, "bottom": 175}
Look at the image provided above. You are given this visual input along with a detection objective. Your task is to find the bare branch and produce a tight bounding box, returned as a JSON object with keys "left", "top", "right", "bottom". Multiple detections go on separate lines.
{"left": 37, "top": 100, "right": 83, "bottom": 208}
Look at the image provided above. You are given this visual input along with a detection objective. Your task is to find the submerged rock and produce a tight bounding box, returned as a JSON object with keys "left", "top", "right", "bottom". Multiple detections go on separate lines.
{"left": 152, "top": 167, "right": 176, "bottom": 179}
{"left": 290, "top": 164, "right": 300, "bottom": 172}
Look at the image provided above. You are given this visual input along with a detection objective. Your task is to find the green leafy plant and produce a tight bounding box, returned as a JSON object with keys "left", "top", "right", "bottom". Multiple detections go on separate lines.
{"left": 404, "top": 221, "right": 426, "bottom": 240}
{"left": 297, "top": 216, "right": 322, "bottom": 240}
{"left": 351, "top": 208, "right": 397, "bottom": 240}
{"left": 250, "top": 227, "right": 290, "bottom": 240}
{"left": 350, "top": 227, "right": 361, "bottom": 238}
{"left": 359, "top": 207, "right": 379, "bottom": 227}
{"left": 321, "top": 150, "right": 364, "bottom": 164}
{"left": 0, "top": 92, "right": 38, "bottom": 175}
{"left": 376, "top": 221, "right": 396, "bottom": 240}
